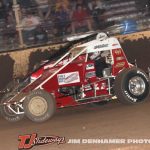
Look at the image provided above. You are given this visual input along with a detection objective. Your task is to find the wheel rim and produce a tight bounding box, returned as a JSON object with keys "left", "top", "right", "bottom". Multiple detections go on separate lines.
{"left": 3, "top": 104, "right": 16, "bottom": 116}
{"left": 128, "top": 76, "right": 146, "bottom": 96}
{"left": 2, "top": 94, "right": 18, "bottom": 117}
{"left": 28, "top": 96, "right": 48, "bottom": 116}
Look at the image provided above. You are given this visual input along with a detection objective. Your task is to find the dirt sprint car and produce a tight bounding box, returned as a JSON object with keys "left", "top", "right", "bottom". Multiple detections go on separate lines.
{"left": 1, "top": 32, "right": 150, "bottom": 123}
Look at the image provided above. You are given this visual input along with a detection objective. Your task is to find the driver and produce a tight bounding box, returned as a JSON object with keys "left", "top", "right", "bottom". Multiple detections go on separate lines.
{"left": 90, "top": 51, "right": 109, "bottom": 77}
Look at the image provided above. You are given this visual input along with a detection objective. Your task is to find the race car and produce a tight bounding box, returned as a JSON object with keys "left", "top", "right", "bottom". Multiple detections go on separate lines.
{"left": 1, "top": 32, "right": 150, "bottom": 123}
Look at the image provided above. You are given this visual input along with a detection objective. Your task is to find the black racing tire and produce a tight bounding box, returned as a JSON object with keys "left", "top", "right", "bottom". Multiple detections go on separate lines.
{"left": 0, "top": 93, "right": 24, "bottom": 122}
{"left": 114, "top": 67, "right": 150, "bottom": 104}
{"left": 23, "top": 90, "right": 56, "bottom": 123}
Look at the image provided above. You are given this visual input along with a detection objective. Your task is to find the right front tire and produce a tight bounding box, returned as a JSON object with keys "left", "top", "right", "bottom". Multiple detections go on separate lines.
{"left": 114, "top": 67, "right": 150, "bottom": 104}
{"left": 23, "top": 90, "right": 56, "bottom": 123}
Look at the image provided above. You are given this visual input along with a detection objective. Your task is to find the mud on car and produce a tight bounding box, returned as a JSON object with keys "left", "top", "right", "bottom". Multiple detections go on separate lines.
{"left": 1, "top": 33, "right": 150, "bottom": 122}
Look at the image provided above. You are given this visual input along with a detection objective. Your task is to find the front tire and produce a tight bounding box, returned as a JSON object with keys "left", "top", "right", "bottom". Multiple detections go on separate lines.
{"left": 23, "top": 90, "right": 56, "bottom": 123}
{"left": 114, "top": 68, "right": 150, "bottom": 104}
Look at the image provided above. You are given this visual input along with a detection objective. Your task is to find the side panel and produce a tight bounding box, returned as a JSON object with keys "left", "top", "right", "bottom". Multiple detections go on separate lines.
{"left": 112, "top": 48, "right": 129, "bottom": 76}
{"left": 42, "top": 60, "right": 110, "bottom": 108}
{"left": 42, "top": 62, "right": 85, "bottom": 107}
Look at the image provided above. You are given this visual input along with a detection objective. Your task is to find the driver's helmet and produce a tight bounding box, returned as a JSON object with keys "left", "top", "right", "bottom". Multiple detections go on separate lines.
{"left": 96, "top": 33, "right": 108, "bottom": 41}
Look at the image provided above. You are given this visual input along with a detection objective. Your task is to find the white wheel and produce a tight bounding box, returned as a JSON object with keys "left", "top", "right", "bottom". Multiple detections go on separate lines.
{"left": 23, "top": 90, "right": 56, "bottom": 123}
{"left": 28, "top": 96, "right": 48, "bottom": 117}
{"left": 128, "top": 76, "right": 146, "bottom": 96}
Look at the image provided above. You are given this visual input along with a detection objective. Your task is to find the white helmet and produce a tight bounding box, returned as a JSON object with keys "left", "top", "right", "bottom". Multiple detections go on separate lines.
{"left": 96, "top": 32, "right": 108, "bottom": 41}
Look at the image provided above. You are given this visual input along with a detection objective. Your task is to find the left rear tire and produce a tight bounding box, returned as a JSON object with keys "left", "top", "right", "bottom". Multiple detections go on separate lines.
{"left": 1, "top": 93, "right": 24, "bottom": 122}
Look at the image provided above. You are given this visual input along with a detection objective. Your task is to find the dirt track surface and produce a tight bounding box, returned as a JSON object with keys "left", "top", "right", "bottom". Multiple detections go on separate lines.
{"left": 1, "top": 100, "right": 150, "bottom": 150}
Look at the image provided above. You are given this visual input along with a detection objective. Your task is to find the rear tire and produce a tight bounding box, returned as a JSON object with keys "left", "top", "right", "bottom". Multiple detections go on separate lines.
{"left": 114, "top": 67, "right": 150, "bottom": 104}
{"left": 23, "top": 90, "right": 56, "bottom": 123}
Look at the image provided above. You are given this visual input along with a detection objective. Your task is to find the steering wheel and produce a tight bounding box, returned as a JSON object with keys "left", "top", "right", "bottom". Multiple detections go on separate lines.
{"left": 96, "top": 33, "right": 108, "bottom": 41}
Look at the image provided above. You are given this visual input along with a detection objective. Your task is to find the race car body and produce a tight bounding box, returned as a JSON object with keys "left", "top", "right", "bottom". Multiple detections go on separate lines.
{"left": 1, "top": 33, "right": 149, "bottom": 122}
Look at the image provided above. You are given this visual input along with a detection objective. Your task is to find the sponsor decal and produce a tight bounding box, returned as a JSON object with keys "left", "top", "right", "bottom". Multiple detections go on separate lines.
{"left": 86, "top": 63, "right": 94, "bottom": 70}
{"left": 114, "top": 49, "right": 121, "bottom": 55}
{"left": 116, "top": 56, "right": 125, "bottom": 61}
{"left": 57, "top": 72, "right": 80, "bottom": 85}
{"left": 86, "top": 71, "right": 96, "bottom": 78}
{"left": 94, "top": 44, "right": 108, "bottom": 49}
{"left": 77, "top": 63, "right": 83, "bottom": 66}
{"left": 112, "top": 44, "right": 118, "bottom": 46}
{"left": 84, "top": 84, "right": 92, "bottom": 91}
{"left": 115, "top": 62, "right": 125, "bottom": 68}
{"left": 18, "top": 133, "right": 65, "bottom": 149}
{"left": 100, "top": 83, "right": 106, "bottom": 90}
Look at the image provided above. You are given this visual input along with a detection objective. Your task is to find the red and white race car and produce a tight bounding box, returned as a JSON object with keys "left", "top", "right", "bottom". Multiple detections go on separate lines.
{"left": 1, "top": 33, "right": 150, "bottom": 122}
